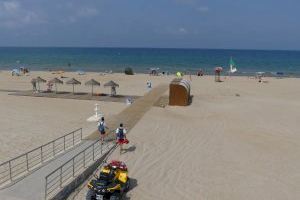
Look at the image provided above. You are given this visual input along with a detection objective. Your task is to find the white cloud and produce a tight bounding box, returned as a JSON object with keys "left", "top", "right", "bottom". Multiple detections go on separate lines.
{"left": 3, "top": 1, "right": 20, "bottom": 12}
{"left": 60, "top": 6, "right": 99, "bottom": 24}
{"left": 0, "top": 1, "right": 45, "bottom": 28}
{"left": 175, "top": 0, "right": 195, "bottom": 5}
{"left": 196, "top": 6, "right": 209, "bottom": 13}
{"left": 77, "top": 7, "right": 98, "bottom": 17}
{"left": 179, "top": 27, "right": 188, "bottom": 34}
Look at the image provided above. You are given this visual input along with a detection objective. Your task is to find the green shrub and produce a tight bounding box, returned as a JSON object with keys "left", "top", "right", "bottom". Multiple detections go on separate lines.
{"left": 124, "top": 67, "right": 134, "bottom": 75}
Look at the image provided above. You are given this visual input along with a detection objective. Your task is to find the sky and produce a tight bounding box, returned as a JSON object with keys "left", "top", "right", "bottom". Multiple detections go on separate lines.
{"left": 0, "top": 0, "right": 299, "bottom": 50}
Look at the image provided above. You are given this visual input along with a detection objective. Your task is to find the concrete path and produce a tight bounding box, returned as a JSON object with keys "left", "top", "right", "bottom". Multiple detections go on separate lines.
{"left": 0, "top": 84, "right": 168, "bottom": 200}
{"left": 0, "top": 140, "right": 97, "bottom": 200}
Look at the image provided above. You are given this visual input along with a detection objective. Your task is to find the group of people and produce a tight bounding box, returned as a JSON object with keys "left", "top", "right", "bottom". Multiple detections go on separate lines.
{"left": 98, "top": 117, "right": 129, "bottom": 154}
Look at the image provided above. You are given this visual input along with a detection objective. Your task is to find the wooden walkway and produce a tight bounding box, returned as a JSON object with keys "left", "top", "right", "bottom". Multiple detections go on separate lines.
{"left": 8, "top": 90, "right": 140, "bottom": 103}
{"left": 87, "top": 84, "right": 169, "bottom": 140}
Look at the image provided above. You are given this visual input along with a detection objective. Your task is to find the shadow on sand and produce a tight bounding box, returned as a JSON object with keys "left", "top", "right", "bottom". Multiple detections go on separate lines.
{"left": 123, "top": 178, "right": 138, "bottom": 200}
{"left": 122, "top": 145, "right": 136, "bottom": 153}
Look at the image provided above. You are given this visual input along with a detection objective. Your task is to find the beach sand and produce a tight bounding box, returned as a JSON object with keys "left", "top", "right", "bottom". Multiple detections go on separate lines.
{"left": 0, "top": 71, "right": 171, "bottom": 161}
{"left": 1, "top": 71, "right": 300, "bottom": 199}
{"left": 72, "top": 75, "right": 300, "bottom": 200}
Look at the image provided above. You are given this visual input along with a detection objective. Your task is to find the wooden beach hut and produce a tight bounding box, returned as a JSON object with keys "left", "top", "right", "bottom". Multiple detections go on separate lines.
{"left": 169, "top": 78, "right": 191, "bottom": 106}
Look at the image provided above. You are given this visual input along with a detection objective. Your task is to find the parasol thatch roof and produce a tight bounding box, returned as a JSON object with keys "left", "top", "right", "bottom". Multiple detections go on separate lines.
{"left": 31, "top": 78, "right": 37, "bottom": 83}
{"left": 36, "top": 76, "right": 47, "bottom": 83}
{"left": 85, "top": 79, "right": 100, "bottom": 86}
{"left": 66, "top": 78, "right": 81, "bottom": 85}
{"left": 49, "top": 78, "right": 63, "bottom": 84}
{"left": 214, "top": 67, "right": 223, "bottom": 72}
{"left": 104, "top": 80, "right": 119, "bottom": 87}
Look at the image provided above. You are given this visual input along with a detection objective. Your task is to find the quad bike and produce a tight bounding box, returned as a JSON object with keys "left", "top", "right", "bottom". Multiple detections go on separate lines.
{"left": 86, "top": 160, "right": 130, "bottom": 200}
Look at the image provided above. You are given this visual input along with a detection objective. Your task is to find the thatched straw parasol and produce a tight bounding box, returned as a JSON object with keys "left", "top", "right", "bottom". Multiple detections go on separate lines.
{"left": 36, "top": 76, "right": 46, "bottom": 92}
{"left": 104, "top": 80, "right": 119, "bottom": 96}
{"left": 214, "top": 67, "right": 223, "bottom": 82}
{"left": 66, "top": 78, "right": 81, "bottom": 94}
{"left": 49, "top": 78, "right": 63, "bottom": 93}
{"left": 85, "top": 79, "right": 100, "bottom": 95}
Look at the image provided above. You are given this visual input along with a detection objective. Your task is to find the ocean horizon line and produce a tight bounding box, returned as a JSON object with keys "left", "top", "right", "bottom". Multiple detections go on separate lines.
{"left": 0, "top": 46, "right": 300, "bottom": 52}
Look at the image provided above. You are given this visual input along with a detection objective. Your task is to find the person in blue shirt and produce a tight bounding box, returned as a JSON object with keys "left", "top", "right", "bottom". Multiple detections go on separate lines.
{"left": 115, "top": 123, "right": 128, "bottom": 154}
{"left": 98, "top": 117, "right": 108, "bottom": 143}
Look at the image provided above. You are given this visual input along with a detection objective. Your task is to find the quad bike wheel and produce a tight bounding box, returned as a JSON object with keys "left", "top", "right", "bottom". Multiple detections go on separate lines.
{"left": 110, "top": 193, "right": 121, "bottom": 200}
{"left": 86, "top": 189, "right": 96, "bottom": 200}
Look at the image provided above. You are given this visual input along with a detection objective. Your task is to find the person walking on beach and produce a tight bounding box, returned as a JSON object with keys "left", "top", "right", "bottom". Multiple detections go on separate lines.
{"left": 115, "top": 123, "right": 128, "bottom": 154}
{"left": 98, "top": 117, "right": 108, "bottom": 143}
{"left": 31, "top": 78, "right": 37, "bottom": 93}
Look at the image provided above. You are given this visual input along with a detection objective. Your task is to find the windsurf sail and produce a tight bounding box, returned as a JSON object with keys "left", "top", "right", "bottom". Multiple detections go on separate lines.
{"left": 229, "top": 57, "right": 237, "bottom": 73}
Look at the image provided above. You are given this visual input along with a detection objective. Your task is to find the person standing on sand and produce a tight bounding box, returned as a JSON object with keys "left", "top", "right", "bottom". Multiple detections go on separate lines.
{"left": 146, "top": 80, "right": 152, "bottom": 90}
{"left": 98, "top": 117, "right": 108, "bottom": 143}
{"left": 115, "top": 123, "right": 128, "bottom": 154}
{"left": 31, "top": 78, "right": 37, "bottom": 92}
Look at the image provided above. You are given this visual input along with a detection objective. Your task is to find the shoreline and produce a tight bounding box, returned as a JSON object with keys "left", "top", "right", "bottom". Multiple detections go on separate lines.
{"left": 1, "top": 69, "right": 300, "bottom": 78}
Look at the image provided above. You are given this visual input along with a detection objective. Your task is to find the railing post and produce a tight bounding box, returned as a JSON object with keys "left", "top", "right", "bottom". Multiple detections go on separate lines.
{"left": 83, "top": 151, "right": 86, "bottom": 168}
{"left": 80, "top": 128, "right": 82, "bottom": 140}
{"left": 63, "top": 136, "right": 66, "bottom": 150}
{"left": 26, "top": 154, "right": 29, "bottom": 171}
{"left": 41, "top": 146, "right": 43, "bottom": 163}
{"left": 45, "top": 177, "right": 48, "bottom": 200}
{"left": 72, "top": 131, "right": 75, "bottom": 146}
{"left": 8, "top": 161, "right": 12, "bottom": 181}
{"left": 60, "top": 167, "right": 62, "bottom": 188}
{"left": 92, "top": 144, "right": 95, "bottom": 161}
{"left": 72, "top": 158, "right": 75, "bottom": 177}
{"left": 52, "top": 141, "right": 55, "bottom": 157}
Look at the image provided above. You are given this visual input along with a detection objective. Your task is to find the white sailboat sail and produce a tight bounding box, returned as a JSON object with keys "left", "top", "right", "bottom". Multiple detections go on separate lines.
{"left": 229, "top": 57, "right": 237, "bottom": 73}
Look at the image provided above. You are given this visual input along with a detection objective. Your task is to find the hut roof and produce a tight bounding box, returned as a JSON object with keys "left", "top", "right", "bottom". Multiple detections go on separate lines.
{"left": 85, "top": 79, "right": 100, "bottom": 86}
{"left": 36, "top": 76, "right": 47, "bottom": 83}
{"left": 104, "top": 80, "right": 119, "bottom": 87}
{"left": 50, "top": 78, "right": 63, "bottom": 84}
{"left": 66, "top": 78, "right": 81, "bottom": 85}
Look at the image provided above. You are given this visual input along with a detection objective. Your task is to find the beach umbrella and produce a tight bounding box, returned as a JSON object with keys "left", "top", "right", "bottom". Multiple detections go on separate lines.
{"left": 85, "top": 79, "right": 100, "bottom": 95}
{"left": 35, "top": 76, "right": 46, "bottom": 92}
{"left": 49, "top": 78, "right": 63, "bottom": 93}
{"left": 214, "top": 67, "right": 223, "bottom": 82}
{"left": 104, "top": 80, "right": 119, "bottom": 96}
{"left": 66, "top": 78, "right": 81, "bottom": 94}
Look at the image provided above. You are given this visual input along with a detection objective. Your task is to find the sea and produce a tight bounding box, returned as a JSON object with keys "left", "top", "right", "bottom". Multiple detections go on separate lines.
{"left": 1, "top": 47, "right": 300, "bottom": 75}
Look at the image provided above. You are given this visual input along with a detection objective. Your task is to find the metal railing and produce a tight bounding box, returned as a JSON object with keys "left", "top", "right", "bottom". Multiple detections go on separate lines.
{"left": 0, "top": 128, "right": 82, "bottom": 187}
{"left": 44, "top": 139, "right": 114, "bottom": 199}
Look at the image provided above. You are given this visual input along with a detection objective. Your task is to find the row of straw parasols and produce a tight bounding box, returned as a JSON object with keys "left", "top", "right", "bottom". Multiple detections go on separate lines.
{"left": 32, "top": 77, "right": 119, "bottom": 96}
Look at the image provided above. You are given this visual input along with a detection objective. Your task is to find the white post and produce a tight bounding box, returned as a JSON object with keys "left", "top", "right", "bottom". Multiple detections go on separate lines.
{"left": 95, "top": 104, "right": 99, "bottom": 117}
